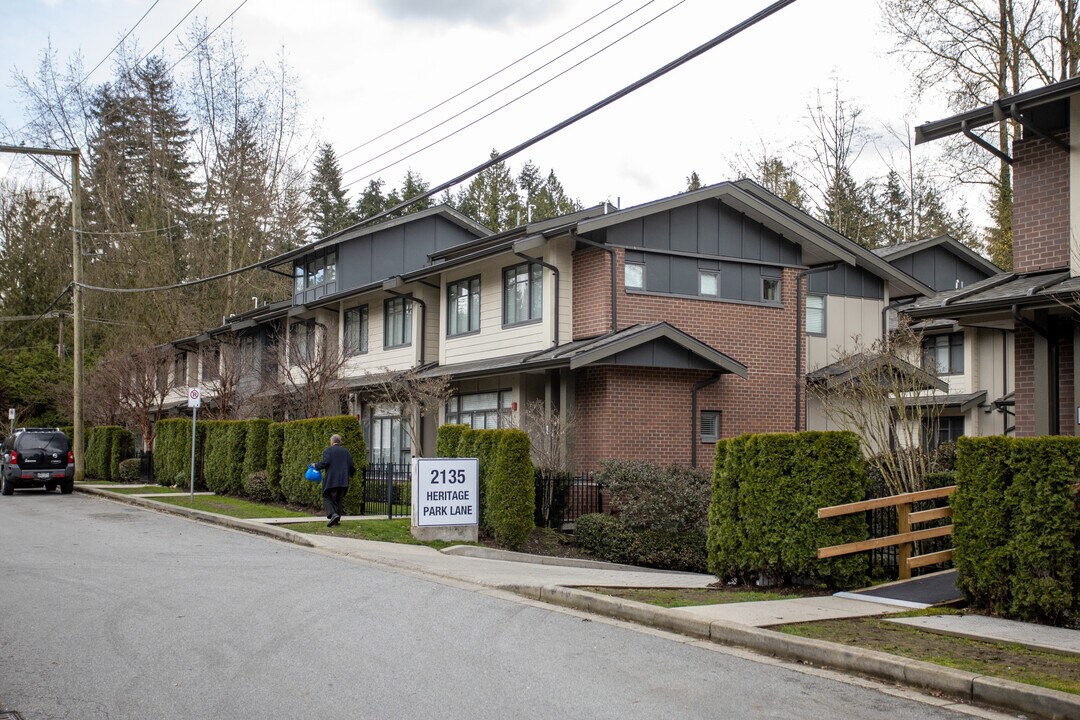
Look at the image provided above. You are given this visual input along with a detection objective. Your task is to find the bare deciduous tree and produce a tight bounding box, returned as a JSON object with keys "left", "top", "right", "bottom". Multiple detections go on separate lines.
{"left": 269, "top": 322, "right": 348, "bottom": 419}
{"left": 89, "top": 345, "right": 178, "bottom": 450}
{"left": 364, "top": 366, "right": 453, "bottom": 455}
{"left": 514, "top": 398, "right": 578, "bottom": 525}
{"left": 807, "top": 319, "right": 946, "bottom": 495}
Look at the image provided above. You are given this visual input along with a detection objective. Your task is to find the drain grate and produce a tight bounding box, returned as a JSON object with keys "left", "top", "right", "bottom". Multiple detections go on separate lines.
{"left": 0, "top": 712, "right": 25, "bottom": 720}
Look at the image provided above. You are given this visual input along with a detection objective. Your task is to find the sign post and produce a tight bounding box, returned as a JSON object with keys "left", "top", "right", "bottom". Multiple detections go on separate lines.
{"left": 187, "top": 388, "right": 201, "bottom": 500}
{"left": 411, "top": 457, "right": 479, "bottom": 542}
{"left": 7, "top": 407, "right": 14, "bottom": 437}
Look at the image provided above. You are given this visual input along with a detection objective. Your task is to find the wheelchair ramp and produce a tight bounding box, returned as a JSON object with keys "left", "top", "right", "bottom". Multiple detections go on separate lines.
{"left": 834, "top": 569, "right": 961, "bottom": 609}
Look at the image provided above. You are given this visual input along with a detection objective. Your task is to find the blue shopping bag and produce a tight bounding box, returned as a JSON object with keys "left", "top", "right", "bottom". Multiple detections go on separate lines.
{"left": 304, "top": 464, "right": 322, "bottom": 482}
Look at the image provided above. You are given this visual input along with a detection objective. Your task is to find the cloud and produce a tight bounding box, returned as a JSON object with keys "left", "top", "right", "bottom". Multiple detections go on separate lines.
{"left": 370, "top": 0, "right": 562, "bottom": 28}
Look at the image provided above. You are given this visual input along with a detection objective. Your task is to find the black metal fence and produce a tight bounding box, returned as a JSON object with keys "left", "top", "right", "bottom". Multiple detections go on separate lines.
{"left": 865, "top": 480, "right": 954, "bottom": 580}
{"left": 535, "top": 471, "right": 602, "bottom": 528}
{"left": 363, "top": 463, "right": 411, "bottom": 518}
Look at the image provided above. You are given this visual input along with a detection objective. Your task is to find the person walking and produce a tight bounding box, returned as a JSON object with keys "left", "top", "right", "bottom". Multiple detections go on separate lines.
{"left": 312, "top": 434, "right": 355, "bottom": 527}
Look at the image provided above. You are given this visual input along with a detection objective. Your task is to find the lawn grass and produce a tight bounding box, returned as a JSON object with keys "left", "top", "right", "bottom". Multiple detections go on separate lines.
{"left": 289, "top": 517, "right": 472, "bottom": 550}
{"left": 582, "top": 586, "right": 825, "bottom": 608}
{"left": 779, "top": 610, "right": 1080, "bottom": 696}
{"left": 107, "top": 485, "right": 188, "bottom": 495}
{"left": 153, "top": 494, "right": 311, "bottom": 519}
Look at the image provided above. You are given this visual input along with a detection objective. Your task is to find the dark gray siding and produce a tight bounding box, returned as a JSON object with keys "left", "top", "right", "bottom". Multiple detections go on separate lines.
{"left": 627, "top": 249, "right": 784, "bottom": 303}
{"left": 887, "top": 246, "right": 991, "bottom": 292}
{"left": 303, "top": 216, "right": 481, "bottom": 302}
{"left": 809, "top": 263, "right": 884, "bottom": 300}
{"left": 607, "top": 198, "right": 801, "bottom": 265}
{"left": 601, "top": 337, "right": 717, "bottom": 369}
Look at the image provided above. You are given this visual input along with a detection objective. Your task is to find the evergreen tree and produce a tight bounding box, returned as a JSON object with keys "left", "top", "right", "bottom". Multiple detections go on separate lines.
{"left": 308, "top": 142, "right": 352, "bottom": 238}
{"left": 455, "top": 150, "right": 523, "bottom": 232}
{"left": 395, "top": 169, "right": 433, "bottom": 217}
{"left": 685, "top": 171, "right": 703, "bottom": 191}
{"left": 355, "top": 179, "right": 389, "bottom": 221}
{"left": 517, "top": 161, "right": 582, "bottom": 223}
{"left": 756, "top": 157, "right": 807, "bottom": 210}
{"left": 985, "top": 173, "right": 1013, "bottom": 271}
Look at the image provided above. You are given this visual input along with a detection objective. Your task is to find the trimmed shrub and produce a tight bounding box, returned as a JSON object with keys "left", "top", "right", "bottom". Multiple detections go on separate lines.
{"left": 83, "top": 426, "right": 132, "bottom": 482}
{"left": 486, "top": 429, "right": 534, "bottom": 549}
{"left": 243, "top": 419, "right": 271, "bottom": 478}
{"left": 202, "top": 420, "right": 248, "bottom": 495}
{"left": 457, "top": 428, "right": 502, "bottom": 534}
{"left": 575, "top": 513, "right": 707, "bottom": 573}
{"left": 243, "top": 470, "right": 278, "bottom": 503}
{"left": 436, "top": 424, "right": 469, "bottom": 458}
{"left": 117, "top": 458, "right": 141, "bottom": 482}
{"left": 279, "top": 416, "right": 365, "bottom": 513}
{"left": 706, "top": 431, "right": 869, "bottom": 589}
{"left": 597, "top": 460, "right": 710, "bottom": 533}
{"left": 154, "top": 419, "right": 203, "bottom": 488}
{"left": 266, "top": 422, "right": 285, "bottom": 495}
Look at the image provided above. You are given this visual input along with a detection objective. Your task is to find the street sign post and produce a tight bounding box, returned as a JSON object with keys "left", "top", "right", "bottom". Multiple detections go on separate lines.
{"left": 187, "top": 388, "right": 201, "bottom": 499}
{"left": 7, "top": 407, "right": 13, "bottom": 437}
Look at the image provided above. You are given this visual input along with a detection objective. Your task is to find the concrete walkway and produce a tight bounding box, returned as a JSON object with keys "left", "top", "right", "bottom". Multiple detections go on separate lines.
{"left": 888, "top": 615, "right": 1080, "bottom": 658}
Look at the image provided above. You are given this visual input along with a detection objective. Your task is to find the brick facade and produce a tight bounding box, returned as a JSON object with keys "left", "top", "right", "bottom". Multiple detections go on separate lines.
{"left": 570, "top": 246, "right": 801, "bottom": 470}
{"left": 1013, "top": 326, "right": 1035, "bottom": 436}
{"left": 1012, "top": 130, "right": 1070, "bottom": 273}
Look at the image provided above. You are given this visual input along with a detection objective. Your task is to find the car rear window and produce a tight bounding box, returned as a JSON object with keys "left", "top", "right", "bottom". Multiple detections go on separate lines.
{"left": 18, "top": 433, "right": 70, "bottom": 453}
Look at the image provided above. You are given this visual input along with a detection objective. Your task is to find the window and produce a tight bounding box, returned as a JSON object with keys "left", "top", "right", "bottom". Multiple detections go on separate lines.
{"left": 173, "top": 353, "right": 187, "bottom": 386}
{"left": 239, "top": 335, "right": 260, "bottom": 373}
{"left": 700, "top": 411, "right": 720, "bottom": 443}
{"left": 922, "top": 332, "right": 964, "bottom": 375}
{"left": 699, "top": 271, "right": 719, "bottom": 297}
{"left": 293, "top": 249, "right": 338, "bottom": 297}
{"left": 922, "top": 416, "right": 964, "bottom": 450}
{"left": 625, "top": 263, "right": 644, "bottom": 290}
{"left": 762, "top": 277, "right": 781, "bottom": 303}
{"left": 447, "top": 276, "right": 481, "bottom": 336}
{"left": 201, "top": 345, "right": 221, "bottom": 380}
{"left": 293, "top": 265, "right": 304, "bottom": 295}
{"left": 806, "top": 294, "right": 825, "bottom": 335}
{"left": 446, "top": 391, "right": 513, "bottom": 429}
{"left": 370, "top": 414, "right": 410, "bottom": 466}
{"left": 345, "top": 306, "right": 368, "bottom": 355}
{"left": 290, "top": 320, "right": 316, "bottom": 366}
{"left": 503, "top": 262, "right": 542, "bottom": 325}
{"left": 384, "top": 297, "right": 413, "bottom": 348}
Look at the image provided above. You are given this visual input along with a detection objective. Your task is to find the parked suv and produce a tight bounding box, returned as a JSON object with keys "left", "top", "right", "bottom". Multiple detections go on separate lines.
{"left": 1, "top": 428, "right": 75, "bottom": 495}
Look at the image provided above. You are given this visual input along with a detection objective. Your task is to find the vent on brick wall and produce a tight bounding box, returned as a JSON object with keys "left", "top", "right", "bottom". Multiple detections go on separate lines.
{"left": 700, "top": 411, "right": 720, "bottom": 442}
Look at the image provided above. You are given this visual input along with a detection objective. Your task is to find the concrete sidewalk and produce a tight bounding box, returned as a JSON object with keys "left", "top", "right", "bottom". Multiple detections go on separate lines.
{"left": 77, "top": 485, "right": 1080, "bottom": 720}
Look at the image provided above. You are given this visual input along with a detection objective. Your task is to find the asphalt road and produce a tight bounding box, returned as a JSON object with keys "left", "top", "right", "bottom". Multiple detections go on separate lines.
{"left": 1, "top": 491, "right": 995, "bottom": 720}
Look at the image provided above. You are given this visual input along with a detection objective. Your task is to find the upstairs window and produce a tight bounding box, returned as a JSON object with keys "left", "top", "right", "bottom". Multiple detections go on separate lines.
{"left": 173, "top": 353, "right": 187, "bottom": 386}
{"left": 922, "top": 332, "right": 964, "bottom": 375}
{"left": 503, "top": 262, "right": 542, "bottom": 326}
{"left": 806, "top": 294, "right": 825, "bottom": 335}
{"left": 290, "top": 320, "right": 317, "bottom": 366}
{"left": 293, "top": 249, "right": 337, "bottom": 299}
{"left": 384, "top": 297, "right": 413, "bottom": 348}
{"left": 699, "top": 271, "right": 719, "bottom": 297}
{"left": 345, "top": 306, "right": 368, "bottom": 355}
{"left": 447, "top": 276, "right": 481, "bottom": 336}
{"left": 624, "top": 263, "right": 644, "bottom": 290}
{"left": 762, "top": 277, "right": 781, "bottom": 303}
{"left": 239, "top": 335, "right": 260, "bottom": 373}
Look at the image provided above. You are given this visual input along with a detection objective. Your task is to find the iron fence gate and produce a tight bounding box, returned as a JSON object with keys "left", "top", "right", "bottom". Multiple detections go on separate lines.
{"left": 362, "top": 462, "right": 411, "bottom": 518}
{"left": 535, "top": 472, "right": 602, "bottom": 528}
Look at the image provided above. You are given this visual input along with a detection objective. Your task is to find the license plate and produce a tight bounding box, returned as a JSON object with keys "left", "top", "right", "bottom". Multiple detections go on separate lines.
{"left": 36, "top": 472, "right": 50, "bottom": 479}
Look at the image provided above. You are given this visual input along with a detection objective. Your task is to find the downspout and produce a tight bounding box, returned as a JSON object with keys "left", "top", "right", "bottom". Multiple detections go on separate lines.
{"left": 691, "top": 371, "right": 722, "bottom": 468}
{"left": 1000, "top": 328, "right": 1013, "bottom": 435}
{"left": 572, "top": 232, "right": 618, "bottom": 334}
{"left": 795, "top": 264, "right": 837, "bottom": 431}
{"left": 1012, "top": 305, "right": 1058, "bottom": 434}
{"left": 514, "top": 251, "right": 559, "bottom": 346}
{"left": 385, "top": 289, "right": 425, "bottom": 364}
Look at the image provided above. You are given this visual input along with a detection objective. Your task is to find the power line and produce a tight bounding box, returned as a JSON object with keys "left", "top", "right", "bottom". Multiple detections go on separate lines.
{"left": 73, "top": 0, "right": 797, "bottom": 295}
{"left": 165, "top": 0, "right": 250, "bottom": 76}
{"left": 139, "top": 0, "right": 206, "bottom": 64}
{"left": 340, "top": 0, "right": 666, "bottom": 180}
{"left": 75, "top": 222, "right": 186, "bottom": 236}
{"left": 343, "top": 0, "right": 688, "bottom": 191}
{"left": 337, "top": 0, "right": 629, "bottom": 161}
{"left": 78, "top": 0, "right": 163, "bottom": 86}
{"left": 0, "top": 284, "right": 72, "bottom": 353}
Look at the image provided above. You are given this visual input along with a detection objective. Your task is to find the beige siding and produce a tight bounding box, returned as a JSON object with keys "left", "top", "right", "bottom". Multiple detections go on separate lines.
{"left": 806, "top": 295, "right": 885, "bottom": 372}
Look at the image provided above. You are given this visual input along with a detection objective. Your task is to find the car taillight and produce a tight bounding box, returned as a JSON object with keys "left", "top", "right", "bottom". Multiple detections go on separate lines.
{"left": 67, "top": 450, "right": 74, "bottom": 463}
{"left": 10, "top": 450, "right": 17, "bottom": 464}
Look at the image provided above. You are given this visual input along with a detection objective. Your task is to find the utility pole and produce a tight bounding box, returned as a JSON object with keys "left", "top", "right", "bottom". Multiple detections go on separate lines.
{"left": 0, "top": 144, "right": 84, "bottom": 482}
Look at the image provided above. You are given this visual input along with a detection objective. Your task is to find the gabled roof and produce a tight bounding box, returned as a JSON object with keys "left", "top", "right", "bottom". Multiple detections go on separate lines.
{"left": 873, "top": 234, "right": 1001, "bottom": 277}
{"left": 417, "top": 322, "right": 748, "bottom": 380}
{"left": 575, "top": 180, "right": 934, "bottom": 298}
{"left": 807, "top": 352, "right": 948, "bottom": 392}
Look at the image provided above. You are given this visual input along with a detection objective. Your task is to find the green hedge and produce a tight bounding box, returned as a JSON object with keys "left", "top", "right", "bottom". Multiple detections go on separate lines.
{"left": 486, "top": 429, "right": 534, "bottom": 550}
{"left": 243, "top": 419, "right": 271, "bottom": 478}
{"left": 84, "top": 426, "right": 132, "bottom": 482}
{"left": 154, "top": 419, "right": 203, "bottom": 488}
{"left": 202, "top": 420, "right": 249, "bottom": 495}
{"left": 266, "top": 422, "right": 285, "bottom": 496}
{"left": 707, "top": 431, "right": 869, "bottom": 589}
{"left": 954, "top": 436, "right": 1080, "bottom": 625}
{"left": 457, "top": 428, "right": 502, "bottom": 534}
{"left": 576, "top": 513, "right": 707, "bottom": 572}
{"left": 436, "top": 424, "right": 469, "bottom": 458}
{"left": 117, "top": 458, "right": 141, "bottom": 482}
{"left": 279, "top": 416, "right": 365, "bottom": 513}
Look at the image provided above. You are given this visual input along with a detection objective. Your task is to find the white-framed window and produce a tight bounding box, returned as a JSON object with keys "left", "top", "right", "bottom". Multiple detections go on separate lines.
{"left": 344, "top": 306, "right": 368, "bottom": 355}
{"left": 699, "top": 270, "right": 719, "bottom": 297}
{"left": 448, "top": 276, "right": 481, "bottom": 336}
{"left": 446, "top": 390, "right": 513, "bottom": 429}
{"left": 700, "top": 411, "right": 721, "bottom": 443}
{"left": 762, "top": 277, "right": 781, "bottom": 303}
{"left": 503, "top": 262, "right": 542, "bottom": 325}
{"left": 806, "top": 294, "right": 825, "bottom": 335}
{"left": 384, "top": 297, "right": 413, "bottom": 348}
{"left": 624, "top": 263, "right": 645, "bottom": 290}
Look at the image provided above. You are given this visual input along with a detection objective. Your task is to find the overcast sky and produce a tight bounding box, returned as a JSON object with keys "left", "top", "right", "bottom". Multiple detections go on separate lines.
{"left": 0, "top": 0, "right": 969, "bottom": 219}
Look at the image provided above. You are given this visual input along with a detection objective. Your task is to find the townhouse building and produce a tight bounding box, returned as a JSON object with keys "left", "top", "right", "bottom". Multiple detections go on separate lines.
{"left": 162, "top": 179, "right": 1002, "bottom": 471}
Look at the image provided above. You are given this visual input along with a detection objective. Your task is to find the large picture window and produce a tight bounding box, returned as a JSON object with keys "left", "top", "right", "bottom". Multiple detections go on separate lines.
{"left": 293, "top": 249, "right": 337, "bottom": 300}
{"left": 922, "top": 332, "right": 964, "bottom": 375}
{"left": 447, "top": 276, "right": 481, "bottom": 336}
{"left": 384, "top": 297, "right": 413, "bottom": 348}
{"left": 503, "top": 262, "right": 542, "bottom": 326}
{"left": 445, "top": 391, "right": 512, "bottom": 429}
{"left": 345, "top": 306, "right": 368, "bottom": 355}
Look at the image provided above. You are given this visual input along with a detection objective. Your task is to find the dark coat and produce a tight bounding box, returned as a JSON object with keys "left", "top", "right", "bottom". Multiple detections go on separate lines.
{"left": 314, "top": 444, "right": 355, "bottom": 491}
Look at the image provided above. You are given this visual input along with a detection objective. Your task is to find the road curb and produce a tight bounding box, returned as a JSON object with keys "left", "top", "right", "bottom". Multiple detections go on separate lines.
{"left": 509, "top": 584, "right": 1080, "bottom": 720}
{"left": 75, "top": 486, "right": 316, "bottom": 548}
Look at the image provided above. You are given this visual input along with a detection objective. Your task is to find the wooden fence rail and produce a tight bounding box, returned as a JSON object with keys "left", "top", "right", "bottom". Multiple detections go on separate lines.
{"left": 817, "top": 485, "right": 956, "bottom": 580}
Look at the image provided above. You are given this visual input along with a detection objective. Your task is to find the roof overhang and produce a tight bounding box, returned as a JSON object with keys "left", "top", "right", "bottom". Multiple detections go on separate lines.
{"left": 808, "top": 353, "right": 948, "bottom": 393}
